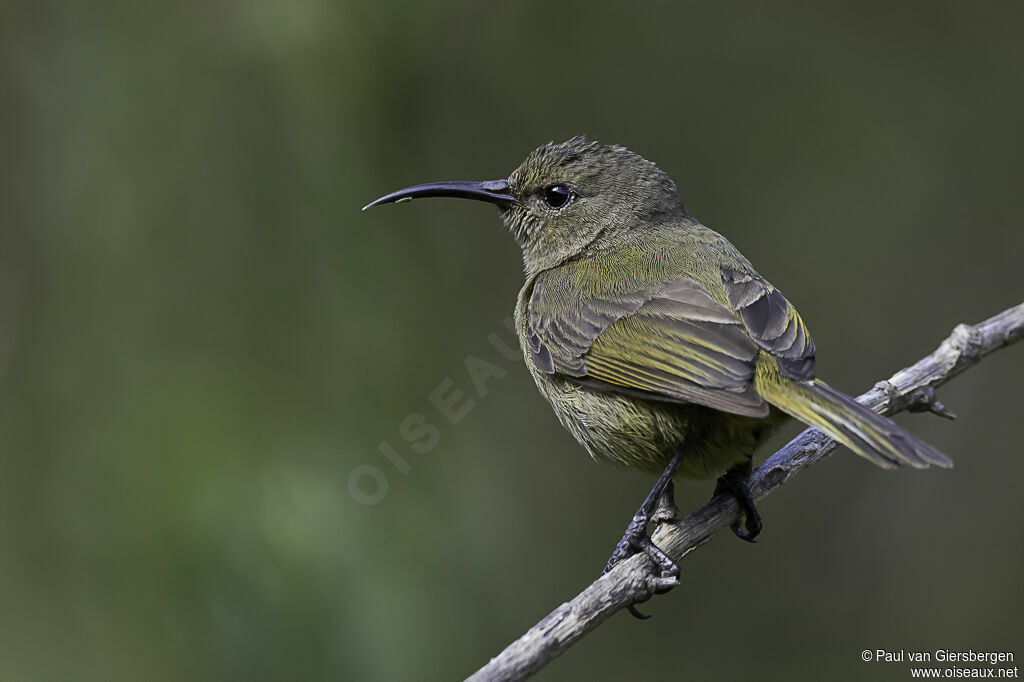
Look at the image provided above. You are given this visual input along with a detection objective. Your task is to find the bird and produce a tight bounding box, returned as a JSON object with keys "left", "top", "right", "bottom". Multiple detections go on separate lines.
{"left": 363, "top": 136, "right": 951, "bottom": 602}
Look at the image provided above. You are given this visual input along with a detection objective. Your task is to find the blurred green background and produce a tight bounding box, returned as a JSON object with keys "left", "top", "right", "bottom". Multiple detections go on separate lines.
{"left": 2, "top": 2, "right": 1023, "bottom": 680}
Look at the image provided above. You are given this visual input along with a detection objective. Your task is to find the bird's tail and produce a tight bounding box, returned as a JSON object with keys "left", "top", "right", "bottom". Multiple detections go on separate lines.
{"left": 754, "top": 361, "right": 952, "bottom": 469}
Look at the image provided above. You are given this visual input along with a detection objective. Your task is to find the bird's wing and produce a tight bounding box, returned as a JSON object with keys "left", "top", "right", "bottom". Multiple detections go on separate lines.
{"left": 527, "top": 262, "right": 815, "bottom": 418}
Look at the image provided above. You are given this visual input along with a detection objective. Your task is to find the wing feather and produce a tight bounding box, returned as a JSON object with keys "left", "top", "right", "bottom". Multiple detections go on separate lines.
{"left": 722, "top": 269, "right": 816, "bottom": 377}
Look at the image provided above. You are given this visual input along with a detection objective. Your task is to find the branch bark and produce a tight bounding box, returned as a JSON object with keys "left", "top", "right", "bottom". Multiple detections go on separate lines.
{"left": 467, "top": 301, "right": 1024, "bottom": 682}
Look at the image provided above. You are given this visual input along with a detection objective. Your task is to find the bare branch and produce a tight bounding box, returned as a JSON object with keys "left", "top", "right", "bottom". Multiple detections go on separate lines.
{"left": 467, "top": 302, "right": 1024, "bottom": 682}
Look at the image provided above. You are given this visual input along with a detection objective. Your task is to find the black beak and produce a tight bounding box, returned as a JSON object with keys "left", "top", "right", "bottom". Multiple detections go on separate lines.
{"left": 362, "top": 179, "right": 516, "bottom": 211}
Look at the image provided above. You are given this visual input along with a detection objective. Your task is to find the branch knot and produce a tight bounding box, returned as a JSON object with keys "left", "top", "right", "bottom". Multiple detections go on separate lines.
{"left": 950, "top": 322, "right": 984, "bottom": 362}
{"left": 873, "top": 379, "right": 900, "bottom": 409}
{"left": 906, "top": 385, "right": 957, "bottom": 420}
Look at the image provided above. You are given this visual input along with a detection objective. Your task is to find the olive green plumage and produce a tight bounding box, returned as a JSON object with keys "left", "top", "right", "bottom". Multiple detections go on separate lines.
{"left": 505, "top": 137, "right": 950, "bottom": 478}
{"left": 373, "top": 136, "right": 952, "bottom": 480}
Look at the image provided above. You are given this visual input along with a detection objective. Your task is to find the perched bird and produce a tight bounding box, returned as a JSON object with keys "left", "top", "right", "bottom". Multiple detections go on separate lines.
{"left": 364, "top": 137, "right": 951, "bottom": 594}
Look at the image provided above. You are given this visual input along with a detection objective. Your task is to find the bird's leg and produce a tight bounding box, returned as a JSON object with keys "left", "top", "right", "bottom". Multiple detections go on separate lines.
{"left": 713, "top": 458, "right": 762, "bottom": 542}
{"left": 602, "top": 449, "right": 683, "bottom": 589}
{"left": 601, "top": 450, "right": 684, "bottom": 619}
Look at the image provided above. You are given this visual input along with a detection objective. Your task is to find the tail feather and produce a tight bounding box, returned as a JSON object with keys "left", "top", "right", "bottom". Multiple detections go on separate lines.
{"left": 755, "top": 367, "right": 952, "bottom": 470}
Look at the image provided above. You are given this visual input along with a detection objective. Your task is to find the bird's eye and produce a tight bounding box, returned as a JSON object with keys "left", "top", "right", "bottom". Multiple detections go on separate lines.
{"left": 543, "top": 184, "right": 573, "bottom": 210}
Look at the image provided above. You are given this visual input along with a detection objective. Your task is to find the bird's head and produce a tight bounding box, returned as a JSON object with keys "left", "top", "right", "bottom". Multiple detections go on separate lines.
{"left": 364, "top": 137, "right": 687, "bottom": 274}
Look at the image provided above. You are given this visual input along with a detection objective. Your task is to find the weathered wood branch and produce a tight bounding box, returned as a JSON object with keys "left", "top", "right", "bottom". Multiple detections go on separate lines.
{"left": 467, "top": 302, "right": 1024, "bottom": 682}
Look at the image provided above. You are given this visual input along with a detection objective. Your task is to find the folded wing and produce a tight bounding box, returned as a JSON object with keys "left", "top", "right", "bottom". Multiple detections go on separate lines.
{"left": 529, "top": 265, "right": 815, "bottom": 417}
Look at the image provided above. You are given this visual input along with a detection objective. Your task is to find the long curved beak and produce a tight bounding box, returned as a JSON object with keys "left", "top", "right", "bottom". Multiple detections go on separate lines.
{"left": 362, "top": 179, "right": 516, "bottom": 211}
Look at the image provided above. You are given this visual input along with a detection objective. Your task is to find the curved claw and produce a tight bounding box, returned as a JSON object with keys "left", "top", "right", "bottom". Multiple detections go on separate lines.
{"left": 625, "top": 564, "right": 679, "bottom": 620}
{"left": 730, "top": 518, "right": 760, "bottom": 543}
{"left": 628, "top": 604, "right": 653, "bottom": 620}
{"left": 715, "top": 459, "right": 763, "bottom": 543}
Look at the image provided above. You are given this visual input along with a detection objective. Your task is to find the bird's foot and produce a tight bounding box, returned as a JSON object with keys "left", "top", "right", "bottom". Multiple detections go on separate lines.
{"left": 601, "top": 498, "right": 680, "bottom": 580}
{"left": 602, "top": 498, "right": 681, "bottom": 619}
{"left": 713, "top": 461, "right": 762, "bottom": 542}
{"left": 602, "top": 454, "right": 683, "bottom": 621}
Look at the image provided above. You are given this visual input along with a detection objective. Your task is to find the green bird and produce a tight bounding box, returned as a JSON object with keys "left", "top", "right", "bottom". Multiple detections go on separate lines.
{"left": 364, "top": 136, "right": 951, "bottom": 594}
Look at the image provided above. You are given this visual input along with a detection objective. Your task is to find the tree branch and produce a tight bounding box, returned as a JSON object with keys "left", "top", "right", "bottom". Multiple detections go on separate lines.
{"left": 467, "top": 302, "right": 1024, "bottom": 682}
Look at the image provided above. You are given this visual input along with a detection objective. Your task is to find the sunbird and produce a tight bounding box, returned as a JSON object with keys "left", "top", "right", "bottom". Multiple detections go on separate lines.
{"left": 364, "top": 137, "right": 951, "bottom": 596}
